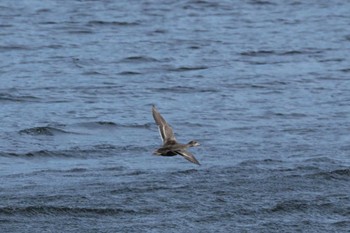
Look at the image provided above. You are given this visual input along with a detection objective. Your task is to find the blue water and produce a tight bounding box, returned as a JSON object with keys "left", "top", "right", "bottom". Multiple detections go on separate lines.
{"left": 1, "top": 0, "right": 350, "bottom": 232}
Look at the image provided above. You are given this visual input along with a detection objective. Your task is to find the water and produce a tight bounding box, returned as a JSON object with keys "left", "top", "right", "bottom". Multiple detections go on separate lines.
{"left": 1, "top": 0, "right": 350, "bottom": 232}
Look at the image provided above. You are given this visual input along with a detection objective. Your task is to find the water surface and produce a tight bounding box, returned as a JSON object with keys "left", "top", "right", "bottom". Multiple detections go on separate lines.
{"left": 1, "top": 0, "right": 350, "bottom": 232}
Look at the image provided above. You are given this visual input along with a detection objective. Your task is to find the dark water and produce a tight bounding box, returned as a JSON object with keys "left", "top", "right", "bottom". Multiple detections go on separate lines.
{"left": 1, "top": 0, "right": 350, "bottom": 232}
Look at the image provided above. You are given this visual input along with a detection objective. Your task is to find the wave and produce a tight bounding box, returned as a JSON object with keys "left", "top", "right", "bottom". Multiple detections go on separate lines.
{"left": 240, "top": 49, "right": 322, "bottom": 57}
{"left": 0, "top": 150, "right": 66, "bottom": 158}
{"left": 268, "top": 198, "right": 348, "bottom": 216}
{"left": 19, "top": 126, "right": 71, "bottom": 136}
{"left": 0, "top": 206, "right": 137, "bottom": 216}
{"left": 87, "top": 20, "right": 140, "bottom": 27}
{"left": 0, "top": 144, "right": 148, "bottom": 158}
{"left": 170, "top": 169, "right": 198, "bottom": 175}
{"left": 17, "top": 122, "right": 152, "bottom": 137}
{"left": 240, "top": 50, "right": 275, "bottom": 56}
{"left": 77, "top": 121, "right": 117, "bottom": 127}
{"left": 0, "top": 45, "right": 33, "bottom": 52}
{"left": 269, "top": 199, "right": 312, "bottom": 212}
{"left": 238, "top": 159, "right": 284, "bottom": 167}
{"left": 0, "top": 93, "right": 40, "bottom": 103}
{"left": 306, "top": 169, "right": 350, "bottom": 181}
{"left": 166, "top": 66, "right": 208, "bottom": 72}
{"left": 117, "top": 71, "right": 142, "bottom": 75}
{"left": 4, "top": 168, "right": 89, "bottom": 178}
{"left": 118, "top": 56, "right": 159, "bottom": 63}
{"left": 249, "top": 0, "right": 276, "bottom": 5}
{"left": 340, "top": 68, "right": 350, "bottom": 73}
{"left": 303, "top": 157, "right": 339, "bottom": 164}
{"left": 149, "top": 86, "right": 218, "bottom": 94}
{"left": 76, "top": 121, "right": 152, "bottom": 129}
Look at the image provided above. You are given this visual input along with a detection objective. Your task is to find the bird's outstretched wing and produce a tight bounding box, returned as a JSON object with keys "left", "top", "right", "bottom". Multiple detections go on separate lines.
{"left": 176, "top": 150, "right": 200, "bottom": 165}
{"left": 152, "top": 105, "right": 176, "bottom": 145}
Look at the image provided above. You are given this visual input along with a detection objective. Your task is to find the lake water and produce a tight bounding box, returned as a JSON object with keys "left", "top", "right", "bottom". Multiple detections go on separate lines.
{"left": 1, "top": 0, "right": 350, "bottom": 232}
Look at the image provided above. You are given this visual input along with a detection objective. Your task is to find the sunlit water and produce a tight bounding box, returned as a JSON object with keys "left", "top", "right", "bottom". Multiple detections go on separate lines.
{"left": 1, "top": 1, "right": 350, "bottom": 232}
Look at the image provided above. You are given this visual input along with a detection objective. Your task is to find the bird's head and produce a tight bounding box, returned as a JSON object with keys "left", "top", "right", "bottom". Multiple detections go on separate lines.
{"left": 188, "top": 140, "right": 200, "bottom": 147}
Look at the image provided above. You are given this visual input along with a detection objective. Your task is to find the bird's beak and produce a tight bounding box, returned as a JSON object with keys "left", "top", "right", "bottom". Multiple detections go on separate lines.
{"left": 153, "top": 150, "right": 160, "bottom": 155}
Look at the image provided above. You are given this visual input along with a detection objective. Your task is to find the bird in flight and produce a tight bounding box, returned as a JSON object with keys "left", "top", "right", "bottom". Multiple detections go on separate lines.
{"left": 152, "top": 105, "right": 200, "bottom": 165}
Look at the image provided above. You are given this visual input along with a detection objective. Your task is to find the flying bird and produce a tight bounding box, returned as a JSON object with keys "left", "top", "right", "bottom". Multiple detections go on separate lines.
{"left": 152, "top": 105, "right": 200, "bottom": 165}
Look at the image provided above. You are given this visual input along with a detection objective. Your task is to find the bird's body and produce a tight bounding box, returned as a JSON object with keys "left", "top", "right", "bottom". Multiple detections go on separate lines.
{"left": 152, "top": 105, "right": 200, "bottom": 165}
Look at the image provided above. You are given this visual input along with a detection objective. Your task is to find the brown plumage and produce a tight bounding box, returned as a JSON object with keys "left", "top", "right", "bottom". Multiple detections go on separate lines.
{"left": 152, "top": 105, "right": 200, "bottom": 165}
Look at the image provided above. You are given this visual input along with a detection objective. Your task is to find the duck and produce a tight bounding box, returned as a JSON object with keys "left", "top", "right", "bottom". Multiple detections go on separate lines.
{"left": 152, "top": 105, "right": 200, "bottom": 165}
